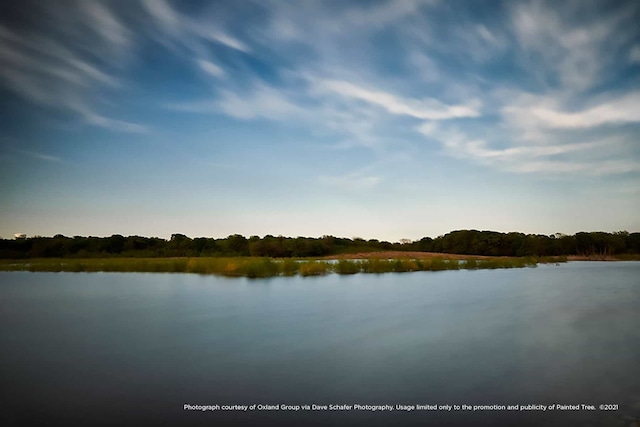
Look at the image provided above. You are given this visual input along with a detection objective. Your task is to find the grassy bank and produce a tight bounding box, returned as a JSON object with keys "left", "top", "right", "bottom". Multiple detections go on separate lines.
{"left": 0, "top": 256, "right": 568, "bottom": 278}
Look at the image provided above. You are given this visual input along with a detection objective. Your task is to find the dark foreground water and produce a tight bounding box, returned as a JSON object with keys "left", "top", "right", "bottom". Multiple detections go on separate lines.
{"left": 1, "top": 262, "right": 639, "bottom": 426}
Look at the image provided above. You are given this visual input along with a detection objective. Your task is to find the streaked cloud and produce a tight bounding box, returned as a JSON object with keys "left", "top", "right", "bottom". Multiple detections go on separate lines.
{"left": 81, "top": 0, "right": 131, "bottom": 49}
{"left": 79, "top": 109, "right": 149, "bottom": 134}
{"left": 18, "top": 150, "right": 62, "bottom": 163}
{"left": 510, "top": 1, "right": 636, "bottom": 91}
{"left": 196, "top": 28, "right": 250, "bottom": 53}
{"left": 197, "top": 59, "right": 225, "bottom": 79}
{"left": 215, "top": 84, "right": 305, "bottom": 120}
{"left": 503, "top": 91, "right": 640, "bottom": 130}
{"left": 0, "top": 3, "right": 134, "bottom": 131}
{"left": 417, "top": 117, "right": 637, "bottom": 177}
{"left": 141, "top": 0, "right": 181, "bottom": 35}
{"left": 314, "top": 79, "right": 481, "bottom": 120}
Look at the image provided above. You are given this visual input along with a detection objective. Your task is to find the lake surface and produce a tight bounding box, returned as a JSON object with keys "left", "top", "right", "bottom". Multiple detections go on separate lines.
{"left": 1, "top": 262, "right": 639, "bottom": 426}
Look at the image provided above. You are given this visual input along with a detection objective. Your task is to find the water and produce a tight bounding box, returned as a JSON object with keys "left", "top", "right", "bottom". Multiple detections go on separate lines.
{"left": 1, "top": 262, "right": 639, "bottom": 426}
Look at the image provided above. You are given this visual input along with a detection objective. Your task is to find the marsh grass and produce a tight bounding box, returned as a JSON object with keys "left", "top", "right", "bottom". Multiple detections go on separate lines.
{"left": 0, "top": 255, "right": 567, "bottom": 277}
{"left": 298, "top": 261, "right": 330, "bottom": 276}
{"left": 360, "top": 259, "right": 394, "bottom": 273}
{"left": 280, "top": 259, "right": 299, "bottom": 276}
{"left": 334, "top": 259, "right": 361, "bottom": 274}
{"left": 463, "top": 258, "right": 478, "bottom": 269}
{"left": 428, "top": 258, "right": 449, "bottom": 271}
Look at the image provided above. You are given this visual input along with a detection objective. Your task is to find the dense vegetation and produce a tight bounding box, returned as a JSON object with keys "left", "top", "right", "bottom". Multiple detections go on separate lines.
{"left": 0, "top": 256, "right": 549, "bottom": 277}
{"left": 1, "top": 230, "right": 638, "bottom": 259}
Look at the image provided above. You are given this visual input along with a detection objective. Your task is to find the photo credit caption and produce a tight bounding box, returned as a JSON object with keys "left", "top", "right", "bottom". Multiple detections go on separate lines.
{"left": 183, "top": 403, "right": 616, "bottom": 412}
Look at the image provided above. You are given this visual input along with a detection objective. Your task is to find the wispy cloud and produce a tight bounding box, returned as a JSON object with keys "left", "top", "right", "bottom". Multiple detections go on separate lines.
{"left": 0, "top": 143, "right": 63, "bottom": 163}
{"left": 168, "top": 80, "right": 308, "bottom": 121}
{"left": 418, "top": 118, "right": 637, "bottom": 177}
{"left": 313, "top": 79, "right": 481, "bottom": 120}
{"left": 216, "top": 84, "right": 305, "bottom": 120}
{"left": 197, "top": 59, "right": 225, "bottom": 79}
{"left": 339, "top": 0, "right": 435, "bottom": 30}
{"left": 19, "top": 150, "right": 62, "bottom": 163}
{"left": 195, "top": 28, "right": 250, "bottom": 53}
{"left": 141, "top": 0, "right": 181, "bottom": 36}
{"left": 140, "top": 0, "right": 250, "bottom": 54}
{"left": 510, "top": 1, "right": 638, "bottom": 91}
{"left": 511, "top": 159, "right": 640, "bottom": 175}
{"left": 463, "top": 139, "right": 609, "bottom": 161}
{"left": 80, "top": 110, "right": 149, "bottom": 134}
{"left": 0, "top": 3, "right": 140, "bottom": 132}
{"left": 67, "top": 99, "right": 148, "bottom": 134}
{"left": 503, "top": 91, "right": 640, "bottom": 130}
{"left": 264, "top": 0, "right": 435, "bottom": 41}
{"left": 0, "top": 0, "right": 246, "bottom": 133}
{"left": 0, "top": 26, "right": 114, "bottom": 101}
{"left": 81, "top": 0, "right": 132, "bottom": 49}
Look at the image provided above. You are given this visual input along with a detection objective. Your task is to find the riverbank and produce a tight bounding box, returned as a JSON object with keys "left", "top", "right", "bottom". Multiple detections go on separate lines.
{"left": 0, "top": 255, "right": 569, "bottom": 278}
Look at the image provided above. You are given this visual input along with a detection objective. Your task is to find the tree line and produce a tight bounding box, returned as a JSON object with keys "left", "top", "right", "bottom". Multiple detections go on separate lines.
{"left": 1, "top": 230, "right": 638, "bottom": 259}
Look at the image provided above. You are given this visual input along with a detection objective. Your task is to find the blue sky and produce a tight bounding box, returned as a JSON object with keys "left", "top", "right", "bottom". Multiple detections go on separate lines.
{"left": 1, "top": 0, "right": 639, "bottom": 241}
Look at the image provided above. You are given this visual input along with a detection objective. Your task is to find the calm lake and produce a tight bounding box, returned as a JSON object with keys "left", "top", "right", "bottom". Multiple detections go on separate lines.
{"left": 1, "top": 262, "right": 639, "bottom": 426}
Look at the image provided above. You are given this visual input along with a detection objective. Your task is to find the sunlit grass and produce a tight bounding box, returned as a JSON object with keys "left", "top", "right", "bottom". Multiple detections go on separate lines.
{"left": 0, "top": 255, "right": 569, "bottom": 277}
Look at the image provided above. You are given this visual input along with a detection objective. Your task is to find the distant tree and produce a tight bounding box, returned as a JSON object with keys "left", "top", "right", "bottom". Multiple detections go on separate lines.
{"left": 379, "top": 240, "right": 393, "bottom": 250}
{"left": 1, "top": 229, "right": 639, "bottom": 259}
{"left": 102, "top": 234, "right": 126, "bottom": 254}
{"left": 416, "top": 237, "right": 433, "bottom": 252}
{"left": 226, "top": 234, "right": 249, "bottom": 256}
{"left": 575, "top": 232, "right": 595, "bottom": 255}
{"left": 626, "top": 233, "right": 640, "bottom": 253}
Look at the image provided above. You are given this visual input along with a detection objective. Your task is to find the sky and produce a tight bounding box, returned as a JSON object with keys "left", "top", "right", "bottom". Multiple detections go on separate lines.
{"left": 1, "top": 0, "right": 639, "bottom": 242}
